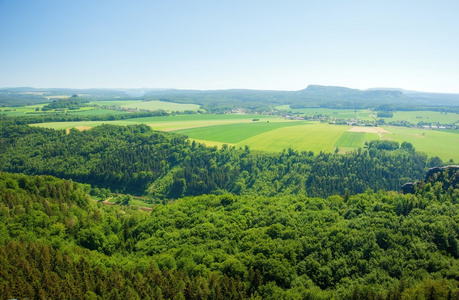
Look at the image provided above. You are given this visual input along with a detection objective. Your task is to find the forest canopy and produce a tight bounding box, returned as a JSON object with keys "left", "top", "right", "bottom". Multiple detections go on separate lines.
{"left": 0, "top": 123, "right": 432, "bottom": 198}
{"left": 1, "top": 120, "right": 459, "bottom": 299}
{"left": 1, "top": 168, "right": 459, "bottom": 299}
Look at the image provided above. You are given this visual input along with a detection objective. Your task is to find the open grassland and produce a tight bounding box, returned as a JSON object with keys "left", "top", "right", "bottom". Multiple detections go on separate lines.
{"left": 67, "top": 108, "right": 128, "bottom": 115}
{"left": 128, "top": 113, "right": 276, "bottom": 123}
{"left": 276, "top": 106, "right": 375, "bottom": 121}
{"left": 89, "top": 100, "right": 200, "bottom": 112}
{"left": 176, "top": 122, "right": 383, "bottom": 154}
{"left": 0, "top": 104, "right": 47, "bottom": 116}
{"left": 381, "top": 126, "right": 459, "bottom": 162}
{"left": 334, "top": 131, "right": 381, "bottom": 154}
{"left": 31, "top": 121, "right": 111, "bottom": 130}
{"left": 238, "top": 123, "right": 353, "bottom": 153}
{"left": 276, "top": 106, "right": 459, "bottom": 125}
{"left": 335, "top": 132, "right": 367, "bottom": 148}
{"left": 383, "top": 111, "right": 459, "bottom": 124}
{"left": 31, "top": 114, "right": 283, "bottom": 131}
{"left": 139, "top": 114, "right": 283, "bottom": 131}
{"left": 173, "top": 121, "right": 307, "bottom": 143}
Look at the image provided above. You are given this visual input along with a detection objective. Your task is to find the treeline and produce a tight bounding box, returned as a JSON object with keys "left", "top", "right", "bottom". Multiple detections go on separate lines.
{"left": 2, "top": 171, "right": 459, "bottom": 299}
{"left": 41, "top": 97, "right": 89, "bottom": 111}
{"left": 0, "top": 89, "right": 49, "bottom": 107}
{"left": 0, "top": 124, "right": 434, "bottom": 198}
{"left": 0, "top": 110, "right": 169, "bottom": 125}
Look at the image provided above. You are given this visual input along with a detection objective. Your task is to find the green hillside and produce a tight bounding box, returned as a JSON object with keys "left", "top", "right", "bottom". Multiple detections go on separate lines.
{"left": 2, "top": 167, "right": 459, "bottom": 299}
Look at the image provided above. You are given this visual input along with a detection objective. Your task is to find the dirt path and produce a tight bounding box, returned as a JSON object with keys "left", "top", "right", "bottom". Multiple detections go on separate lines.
{"left": 91, "top": 196, "right": 153, "bottom": 211}
{"left": 347, "top": 126, "right": 391, "bottom": 134}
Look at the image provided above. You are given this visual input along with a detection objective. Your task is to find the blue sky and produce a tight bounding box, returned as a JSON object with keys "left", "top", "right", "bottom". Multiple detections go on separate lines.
{"left": 1, "top": 0, "right": 458, "bottom": 93}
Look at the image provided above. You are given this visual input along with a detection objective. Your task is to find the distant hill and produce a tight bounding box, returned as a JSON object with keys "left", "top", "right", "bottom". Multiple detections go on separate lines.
{"left": 2, "top": 85, "right": 459, "bottom": 110}
{"left": 143, "top": 85, "right": 459, "bottom": 110}
{"left": 0, "top": 88, "right": 130, "bottom": 107}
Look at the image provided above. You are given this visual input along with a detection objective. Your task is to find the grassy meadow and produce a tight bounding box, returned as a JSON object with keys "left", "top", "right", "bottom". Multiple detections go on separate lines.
{"left": 175, "top": 121, "right": 383, "bottom": 154}
{"left": 381, "top": 126, "right": 459, "bottom": 162}
{"left": 31, "top": 114, "right": 282, "bottom": 131}
{"left": 276, "top": 106, "right": 375, "bottom": 121}
{"left": 173, "top": 121, "right": 306, "bottom": 143}
{"left": 0, "top": 104, "right": 47, "bottom": 116}
{"left": 277, "top": 106, "right": 459, "bottom": 125}
{"left": 382, "top": 110, "right": 459, "bottom": 125}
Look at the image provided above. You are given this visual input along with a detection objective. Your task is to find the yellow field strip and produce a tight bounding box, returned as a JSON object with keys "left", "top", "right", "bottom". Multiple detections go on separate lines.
{"left": 148, "top": 119, "right": 293, "bottom": 131}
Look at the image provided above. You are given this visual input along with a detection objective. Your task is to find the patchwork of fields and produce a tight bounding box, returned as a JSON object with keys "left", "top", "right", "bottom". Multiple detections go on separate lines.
{"left": 382, "top": 126, "right": 459, "bottom": 162}
{"left": 277, "top": 105, "right": 459, "bottom": 125}
{"left": 28, "top": 110, "right": 459, "bottom": 162}
{"left": 0, "top": 100, "right": 200, "bottom": 116}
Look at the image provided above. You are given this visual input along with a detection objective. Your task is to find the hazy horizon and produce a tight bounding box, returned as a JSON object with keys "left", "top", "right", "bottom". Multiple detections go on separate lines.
{"left": 3, "top": 85, "right": 459, "bottom": 95}
{"left": 1, "top": 1, "right": 459, "bottom": 93}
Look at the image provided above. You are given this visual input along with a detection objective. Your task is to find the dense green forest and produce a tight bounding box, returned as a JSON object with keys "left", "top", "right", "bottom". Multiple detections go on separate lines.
{"left": 0, "top": 124, "right": 435, "bottom": 198}
{"left": 0, "top": 88, "right": 129, "bottom": 107}
{"left": 0, "top": 110, "right": 169, "bottom": 125}
{"left": 41, "top": 97, "right": 89, "bottom": 111}
{"left": 1, "top": 121, "right": 459, "bottom": 298}
{"left": 1, "top": 167, "right": 459, "bottom": 299}
{"left": 144, "top": 85, "right": 459, "bottom": 111}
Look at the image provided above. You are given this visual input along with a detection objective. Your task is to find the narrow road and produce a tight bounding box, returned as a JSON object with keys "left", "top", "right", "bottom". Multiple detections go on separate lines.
{"left": 91, "top": 196, "right": 153, "bottom": 211}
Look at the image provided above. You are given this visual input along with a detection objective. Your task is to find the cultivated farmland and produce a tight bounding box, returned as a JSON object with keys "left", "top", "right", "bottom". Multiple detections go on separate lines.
{"left": 30, "top": 112, "right": 459, "bottom": 162}
{"left": 381, "top": 126, "right": 459, "bottom": 162}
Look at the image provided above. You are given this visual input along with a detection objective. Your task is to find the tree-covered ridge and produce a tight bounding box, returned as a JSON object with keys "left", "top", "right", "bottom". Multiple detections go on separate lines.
{"left": 0, "top": 124, "right": 430, "bottom": 198}
{"left": 41, "top": 96, "right": 89, "bottom": 111}
{"left": 0, "top": 109, "right": 169, "bottom": 125}
{"left": 0, "top": 172, "right": 247, "bottom": 299}
{"left": 3, "top": 86, "right": 459, "bottom": 112}
{"left": 1, "top": 171, "right": 459, "bottom": 299}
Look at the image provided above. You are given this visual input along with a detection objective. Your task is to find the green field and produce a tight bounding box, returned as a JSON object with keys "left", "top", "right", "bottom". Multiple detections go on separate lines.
{"left": 31, "top": 114, "right": 283, "bottom": 131}
{"left": 382, "top": 111, "right": 459, "bottom": 124}
{"left": 0, "top": 104, "right": 47, "bottom": 116}
{"left": 335, "top": 132, "right": 367, "bottom": 148}
{"left": 381, "top": 126, "right": 459, "bottom": 162}
{"left": 89, "top": 100, "right": 200, "bottom": 112}
{"left": 276, "top": 106, "right": 459, "bottom": 125}
{"left": 173, "top": 121, "right": 307, "bottom": 143}
{"left": 174, "top": 121, "right": 380, "bottom": 154}
{"left": 276, "top": 106, "right": 375, "bottom": 121}
{"left": 30, "top": 112, "right": 459, "bottom": 162}
{"left": 67, "top": 108, "right": 128, "bottom": 115}
{"left": 238, "top": 123, "right": 368, "bottom": 153}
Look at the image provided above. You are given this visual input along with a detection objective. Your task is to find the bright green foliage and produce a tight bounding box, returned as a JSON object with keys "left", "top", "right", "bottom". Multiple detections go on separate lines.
{"left": 41, "top": 97, "right": 89, "bottom": 111}
{"left": 173, "top": 121, "right": 304, "bottom": 144}
{"left": 334, "top": 131, "right": 368, "bottom": 148}
{"left": 1, "top": 172, "right": 459, "bottom": 299}
{"left": 0, "top": 124, "right": 429, "bottom": 198}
